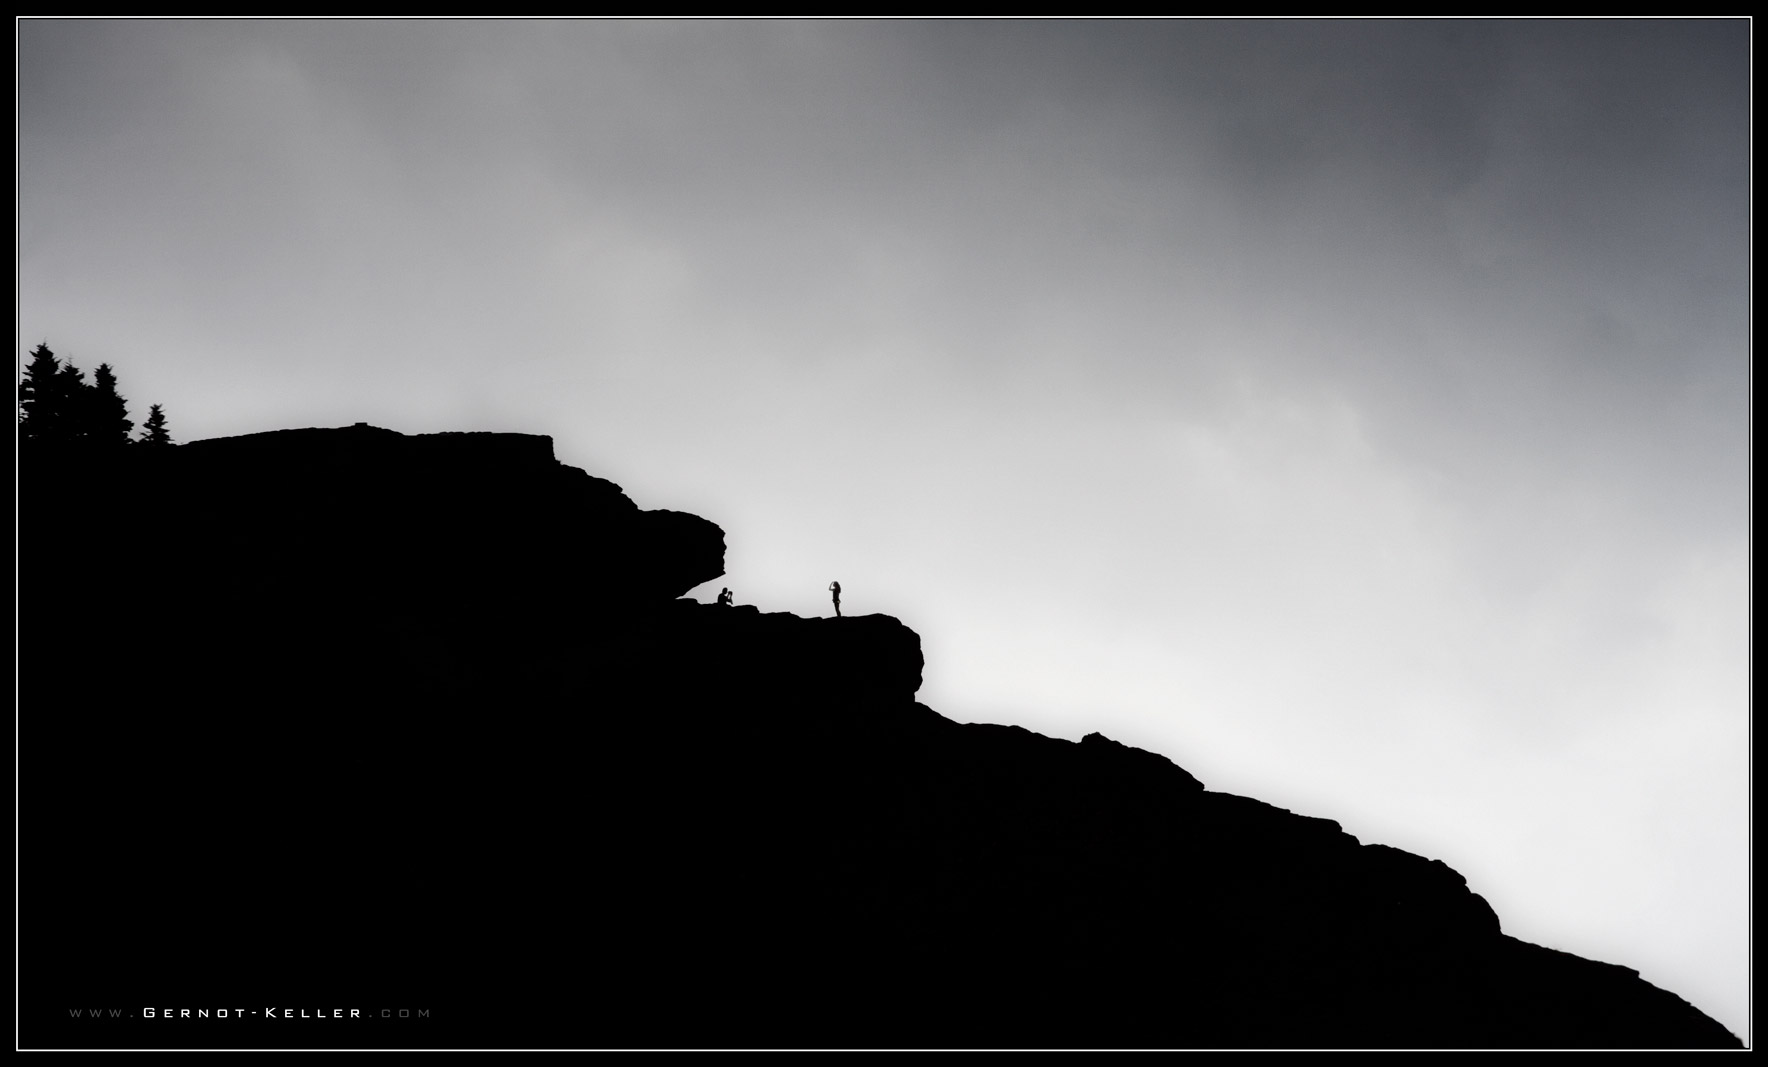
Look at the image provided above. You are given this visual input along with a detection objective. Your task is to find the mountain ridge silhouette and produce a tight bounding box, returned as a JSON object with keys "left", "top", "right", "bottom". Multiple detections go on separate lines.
{"left": 18, "top": 424, "right": 1742, "bottom": 1049}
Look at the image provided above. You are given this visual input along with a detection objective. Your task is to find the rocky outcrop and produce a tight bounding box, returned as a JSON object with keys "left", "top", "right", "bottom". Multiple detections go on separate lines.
{"left": 18, "top": 426, "right": 1741, "bottom": 1050}
{"left": 166, "top": 423, "right": 726, "bottom": 606}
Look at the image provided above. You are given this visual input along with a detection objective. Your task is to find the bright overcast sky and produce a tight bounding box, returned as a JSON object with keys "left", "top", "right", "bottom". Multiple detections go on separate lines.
{"left": 17, "top": 19, "right": 1749, "bottom": 1042}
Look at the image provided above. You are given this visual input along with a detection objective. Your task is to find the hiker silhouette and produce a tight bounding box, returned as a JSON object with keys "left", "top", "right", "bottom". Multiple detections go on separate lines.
{"left": 829, "top": 581, "right": 841, "bottom": 617}
{"left": 717, "top": 587, "right": 733, "bottom": 607}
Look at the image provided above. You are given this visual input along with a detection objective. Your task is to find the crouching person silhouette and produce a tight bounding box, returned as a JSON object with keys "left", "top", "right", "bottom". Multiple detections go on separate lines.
{"left": 830, "top": 580, "right": 841, "bottom": 618}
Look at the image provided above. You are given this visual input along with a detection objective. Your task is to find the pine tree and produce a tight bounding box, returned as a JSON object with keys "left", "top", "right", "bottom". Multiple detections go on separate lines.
{"left": 139, "top": 403, "right": 172, "bottom": 447}
{"left": 19, "top": 343, "right": 61, "bottom": 441}
{"left": 53, "top": 360, "right": 91, "bottom": 444}
{"left": 90, "top": 363, "right": 134, "bottom": 447}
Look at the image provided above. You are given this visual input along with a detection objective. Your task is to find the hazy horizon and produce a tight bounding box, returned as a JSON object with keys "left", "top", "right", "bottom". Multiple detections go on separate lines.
{"left": 17, "top": 18, "right": 1749, "bottom": 1042}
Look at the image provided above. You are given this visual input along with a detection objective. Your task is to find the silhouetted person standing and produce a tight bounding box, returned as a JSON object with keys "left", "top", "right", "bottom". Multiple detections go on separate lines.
{"left": 829, "top": 581, "right": 842, "bottom": 618}
{"left": 716, "top": 587, "right": 733, "bottom": 607}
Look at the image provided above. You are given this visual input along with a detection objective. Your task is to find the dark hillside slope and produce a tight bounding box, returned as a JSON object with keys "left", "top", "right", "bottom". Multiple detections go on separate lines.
{"left": 18, "top": 426, "right": 1741, "bottom": 1049}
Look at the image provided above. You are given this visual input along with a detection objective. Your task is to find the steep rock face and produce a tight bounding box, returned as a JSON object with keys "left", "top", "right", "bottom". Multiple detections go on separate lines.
{"left": 18, "top": 427, "right": 1740, "bottom": 1050}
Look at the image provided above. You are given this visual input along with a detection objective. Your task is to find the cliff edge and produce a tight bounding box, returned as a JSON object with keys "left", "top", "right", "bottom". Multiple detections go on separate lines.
{"left": 18, "top": 426, "right": 1742, "bottom": 1049}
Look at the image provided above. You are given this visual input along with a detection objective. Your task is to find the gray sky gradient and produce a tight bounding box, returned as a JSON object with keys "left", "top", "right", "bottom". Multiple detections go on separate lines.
{"left": 18, "top": 19, "right": 1749, "bottom": 1041}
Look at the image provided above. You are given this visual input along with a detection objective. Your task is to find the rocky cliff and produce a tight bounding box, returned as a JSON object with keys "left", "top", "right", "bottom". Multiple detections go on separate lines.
{"left": 19, "top": 427, "right": 1742, "bottom": 1049}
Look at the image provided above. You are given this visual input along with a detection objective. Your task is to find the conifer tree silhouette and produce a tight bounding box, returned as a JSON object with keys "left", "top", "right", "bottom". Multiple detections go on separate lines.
{"left": 18, "top": 343, "right": 61, "bottom": 442}
{"left": 138, "top": 403, "right": 172, "bottom": 447}
{"left": 91, "top": 363, "right": 134, "bottom": 447}
{"left": 52, "top": 359, "right": 90, "bottom": 444}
